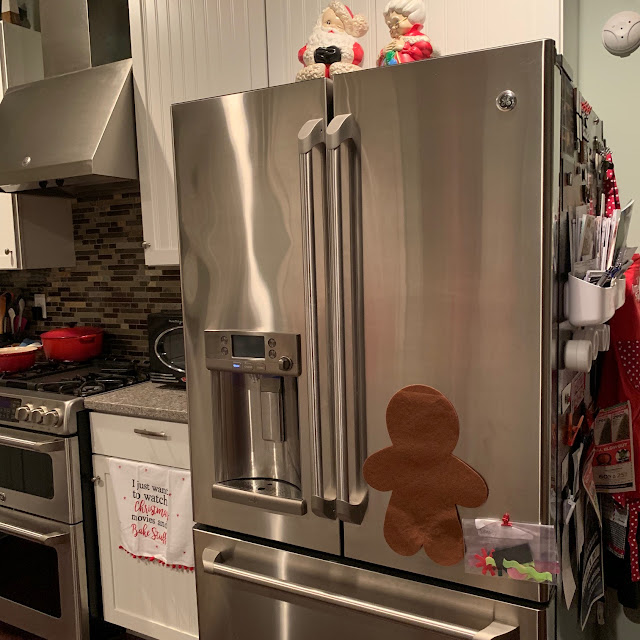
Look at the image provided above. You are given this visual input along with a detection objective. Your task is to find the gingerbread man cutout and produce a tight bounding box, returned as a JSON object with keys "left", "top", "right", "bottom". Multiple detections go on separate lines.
{"left": 363, "top": 385, "right": 488, "bottom": 566}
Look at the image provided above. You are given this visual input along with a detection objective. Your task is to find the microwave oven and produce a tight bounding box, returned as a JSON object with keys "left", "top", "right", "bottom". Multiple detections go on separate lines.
{"left": 148, "top": 312, "right": 186, "bottom": 384}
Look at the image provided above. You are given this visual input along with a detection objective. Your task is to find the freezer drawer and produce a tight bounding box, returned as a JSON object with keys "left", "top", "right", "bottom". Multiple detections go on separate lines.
{"left": 194, "top": 528, "right": 547, "bottom": 640}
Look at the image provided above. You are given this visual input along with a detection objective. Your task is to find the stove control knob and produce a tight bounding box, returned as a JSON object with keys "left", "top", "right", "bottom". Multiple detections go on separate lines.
{"left": 30, "top": 407, "right": 47, "bottom": 424}
{"left": 42, "top": 409, "right": 63, "bottom": 428}
{"left": 15, "top": 404, "right": 34, "bottom": 422}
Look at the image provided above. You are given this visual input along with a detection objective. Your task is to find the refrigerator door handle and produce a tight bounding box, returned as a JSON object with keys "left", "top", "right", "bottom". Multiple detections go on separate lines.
{"left": 326, "top": 113, "right": 368, "bottom": 525}
{"left": 298, "top": 118, "right": 336, "bottom": 520}
{"left": 202, "top": 549, "right": 519, "bottom": 640}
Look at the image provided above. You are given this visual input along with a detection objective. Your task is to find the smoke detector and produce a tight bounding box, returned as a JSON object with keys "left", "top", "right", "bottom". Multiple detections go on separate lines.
{"left": 603, "top": 11, "right": 640, "bottom": 57}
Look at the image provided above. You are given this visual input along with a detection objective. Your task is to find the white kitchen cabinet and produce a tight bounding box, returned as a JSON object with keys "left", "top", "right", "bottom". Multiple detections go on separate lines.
{"left": 265, "top": 0, "right": 578, "bottom": 86}
{"left": 92, "top": 415, "right": 198, "bottom": 640}
{"left": 0, "top": 194, "right": 17, "bottom": 269}
{"left": 129, "top": 0, "right": 269, "bottom": 266}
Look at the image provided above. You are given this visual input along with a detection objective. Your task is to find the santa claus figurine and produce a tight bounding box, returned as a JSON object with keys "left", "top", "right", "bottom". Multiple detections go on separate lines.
{"left": 296, "top": 1, "right": 369, "bottom": 82}
{"left": 378, "top": 0, "right": 433, "bottom": 67}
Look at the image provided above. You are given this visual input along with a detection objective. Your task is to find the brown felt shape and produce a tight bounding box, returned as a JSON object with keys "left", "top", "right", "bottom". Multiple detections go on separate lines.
{"left": 363, "top": 385, "right": 488, "bottom": 566}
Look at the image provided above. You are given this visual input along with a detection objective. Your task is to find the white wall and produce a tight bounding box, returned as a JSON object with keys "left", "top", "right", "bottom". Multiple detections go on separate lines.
{"left": 266, "top": 0, "right": 564, "bottom": 86}
{"left": 578, "top": 0, "right": 640, "bottom": 248}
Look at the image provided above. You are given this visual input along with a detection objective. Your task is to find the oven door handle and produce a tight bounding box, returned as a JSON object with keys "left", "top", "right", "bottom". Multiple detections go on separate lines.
{"left": 0, "top": 431, "right": 65, "bottom": 453}
{"left": 0, "top": 521, "right": 70, "bottom": 547}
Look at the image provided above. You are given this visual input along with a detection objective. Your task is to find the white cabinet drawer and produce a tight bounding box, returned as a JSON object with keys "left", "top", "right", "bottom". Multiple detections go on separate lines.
{"left": 90, "top": 413, "right": 190, "bottom": 470}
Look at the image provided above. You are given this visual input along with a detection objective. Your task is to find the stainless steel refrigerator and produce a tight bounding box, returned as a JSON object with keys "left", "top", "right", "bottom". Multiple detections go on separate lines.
{"left": 173, "top": 40, "right": 577, "bottom": 640}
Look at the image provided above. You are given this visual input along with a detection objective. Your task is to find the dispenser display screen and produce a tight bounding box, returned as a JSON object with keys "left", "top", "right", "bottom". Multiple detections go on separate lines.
{"left": 232, "top": 335, "right": 265, "bottom": 358}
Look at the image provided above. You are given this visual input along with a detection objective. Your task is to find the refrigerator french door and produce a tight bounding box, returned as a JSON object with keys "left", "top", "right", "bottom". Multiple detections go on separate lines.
{"left": 174, "top": 79, "right": 341, "bottom": 554}
{"left": 174, "top": 39, "right": 558, "bottom": 638}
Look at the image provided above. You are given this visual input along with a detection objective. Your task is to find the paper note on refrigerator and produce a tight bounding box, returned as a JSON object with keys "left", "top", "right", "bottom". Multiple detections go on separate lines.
{"left": 592, "top": 402, "right": 635, "bottom": 494}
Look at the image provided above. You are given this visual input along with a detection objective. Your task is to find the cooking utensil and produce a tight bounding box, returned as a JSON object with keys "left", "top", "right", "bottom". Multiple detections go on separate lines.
{"left": 0, "top": 345, "right": 40, "bottom": 373}
{"left": 41, "top": 326, "right": 104, "bottom": 362}
{"left": 17, "top": 297, "right": 25, "bottom": 334}
{"left": 8, "top": 309, "right": 16, "bottom": 335}
{"left": 1, "top": 291, "right": 13, "bottom": 335}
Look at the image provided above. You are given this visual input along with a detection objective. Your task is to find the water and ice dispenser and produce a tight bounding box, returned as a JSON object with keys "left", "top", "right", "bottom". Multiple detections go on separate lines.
{"left": 204, "top": 330, "right": 305, "bottom": 515}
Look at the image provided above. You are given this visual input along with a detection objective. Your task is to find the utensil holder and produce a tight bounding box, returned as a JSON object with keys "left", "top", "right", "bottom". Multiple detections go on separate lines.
{"left": 615, "top": 277, "right": 626, "bottom": 309}
{"left": 566, "top": 274, "right": 617, "bottom": 327}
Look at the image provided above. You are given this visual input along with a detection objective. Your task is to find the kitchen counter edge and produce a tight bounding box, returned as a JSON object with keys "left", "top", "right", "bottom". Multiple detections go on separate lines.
{"left": 84, "top": 381, "right": 188, "bottom": 424}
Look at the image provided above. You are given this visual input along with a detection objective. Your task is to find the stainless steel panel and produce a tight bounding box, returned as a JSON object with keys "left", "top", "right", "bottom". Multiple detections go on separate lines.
{"left": 0, "top": 389, "right": 84, "bottom": 436}
{"left": 40, "top": 0, "right": 91, "bottom": 77}
{"left": 174, "top": 79, "right": 340, "bottom": 552}
{"left": 0, "top": 507, "right": 89, "bottom": 640}
{"left": 14, "top": 194, "right": 76, "bottom": 269}
{"left": 195, "top": 528, "right": 547, "bottom": 640}
{"left": 260, "top": 376, "right": 285, "bottom": 442}
{"left": 0, "top": 58, "right": 138, "bottom": 191}
{"left": 0, "top": 426, "right": 82, "bottom": 524}
{"left": 335, "top": 41, "right": 557, "bottom": 601}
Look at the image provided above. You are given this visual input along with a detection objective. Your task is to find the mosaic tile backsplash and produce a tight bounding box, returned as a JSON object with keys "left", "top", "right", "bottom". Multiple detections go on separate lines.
{"left": 0, "top": 188, "right": 182, "bottom": 361}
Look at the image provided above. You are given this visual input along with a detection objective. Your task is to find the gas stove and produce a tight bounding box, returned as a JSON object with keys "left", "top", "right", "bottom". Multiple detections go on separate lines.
{"left": 0, "top": 358, "right": 146, "bottom": 435}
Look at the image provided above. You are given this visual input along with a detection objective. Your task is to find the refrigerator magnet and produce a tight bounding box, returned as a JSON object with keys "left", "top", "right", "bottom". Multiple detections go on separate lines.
{"left": 363, "top": 385, "right": 488, "bottom": 566}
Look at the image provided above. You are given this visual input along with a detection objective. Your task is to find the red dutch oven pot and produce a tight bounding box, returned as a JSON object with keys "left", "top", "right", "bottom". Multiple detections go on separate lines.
{"left": 41, "top": 327, "right": 104, "bottom": 362}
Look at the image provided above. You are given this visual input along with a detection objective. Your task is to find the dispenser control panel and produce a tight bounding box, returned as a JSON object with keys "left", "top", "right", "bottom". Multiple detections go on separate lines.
{"left": 204, "top": 330, "right": 301, "bottom": 377}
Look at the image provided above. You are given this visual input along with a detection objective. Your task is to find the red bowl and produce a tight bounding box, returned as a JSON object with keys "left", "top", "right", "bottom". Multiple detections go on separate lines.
{"left": 0, "top": 346, "right": 39, "bottom": 372}
{"left": 41, "top": 327, "right": 104, "bottom": 362}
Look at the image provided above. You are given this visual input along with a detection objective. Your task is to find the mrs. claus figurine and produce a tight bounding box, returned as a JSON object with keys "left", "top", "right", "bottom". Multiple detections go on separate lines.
{"left": 296, "top": 2, "right": 369, "bottom": 81}
{"left": 378, "top": 0, "right": 433, "bottom": 67}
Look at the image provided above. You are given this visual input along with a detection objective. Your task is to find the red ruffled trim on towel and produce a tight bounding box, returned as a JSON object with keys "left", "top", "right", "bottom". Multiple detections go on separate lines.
{"left": 119, "top": 546, "right": 195, "bottom": 571}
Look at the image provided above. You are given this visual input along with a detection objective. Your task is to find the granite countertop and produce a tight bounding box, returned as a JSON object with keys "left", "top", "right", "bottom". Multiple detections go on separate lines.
{"left": 84, "top": 381, "right": 188, "bottom": 423}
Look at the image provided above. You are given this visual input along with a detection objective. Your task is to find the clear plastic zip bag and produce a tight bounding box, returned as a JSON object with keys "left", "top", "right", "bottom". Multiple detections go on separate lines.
{"left": 462, "top": 517, "right": 559, "bottom": 583}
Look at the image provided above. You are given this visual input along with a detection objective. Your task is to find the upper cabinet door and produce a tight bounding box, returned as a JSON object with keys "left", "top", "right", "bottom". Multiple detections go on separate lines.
{"left": 266, "top": 0, "right": 566, "bottom": 87}
{"left": 130, "top": 0, "right": 269, "bottom": 266}
{"left": 0, "top": 194, "right": 17, "bottom": 270}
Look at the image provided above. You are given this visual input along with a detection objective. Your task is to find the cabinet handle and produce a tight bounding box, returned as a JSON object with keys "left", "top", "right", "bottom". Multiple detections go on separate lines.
{"left": 91, "top": 476, "right": 101, "bottom": 484}
{"left": 4, "top": 248, "right": 11, "bottom": 255}
{"left": 142, "top": 241, "right": 151, "bottom": 249}
{"left": 134, "top": 428, "right": 167, "bottom": 439}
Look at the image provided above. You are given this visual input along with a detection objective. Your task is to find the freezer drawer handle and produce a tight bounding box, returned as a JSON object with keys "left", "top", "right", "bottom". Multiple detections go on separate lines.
{"left": 298, "top": 118, "right": 336, "bottom": 520}
{"left": 203, "top": 550, "right": 518, "bottom": 640}
{"left": 326, "top": 113, "right": 368, "bottom": 525}
{"left": 0, "top": 521, "right": 70, "bottom": 547}
{"left": 0, "top": 430, "right": 65, "bottom": 453}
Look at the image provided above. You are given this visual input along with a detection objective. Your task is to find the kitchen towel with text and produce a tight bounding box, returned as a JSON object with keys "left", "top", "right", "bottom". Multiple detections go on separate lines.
{"left": 107, "top": 457, "right": 194, "bottom": 570}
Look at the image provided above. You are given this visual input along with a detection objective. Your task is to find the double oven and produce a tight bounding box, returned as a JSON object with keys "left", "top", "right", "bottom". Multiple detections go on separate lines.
{"left": 0, "top": 389, "right": 90, "bottom": 639}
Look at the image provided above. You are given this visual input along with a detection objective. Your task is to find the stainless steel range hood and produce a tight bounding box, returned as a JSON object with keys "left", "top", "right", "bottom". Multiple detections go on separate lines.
{"left": 0, "top": 0, "right": 137, "bottom": 194}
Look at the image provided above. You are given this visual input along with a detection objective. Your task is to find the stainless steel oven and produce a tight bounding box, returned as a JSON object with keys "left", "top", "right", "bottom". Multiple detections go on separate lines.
{"left": 0, "top": 388, "right": 102, "bottom": 640}
{"left": 0, "top": 425, "right": 82, "bottom": 524}
{"left": 0, "top": 507, "right": 89, "bottom": 639}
